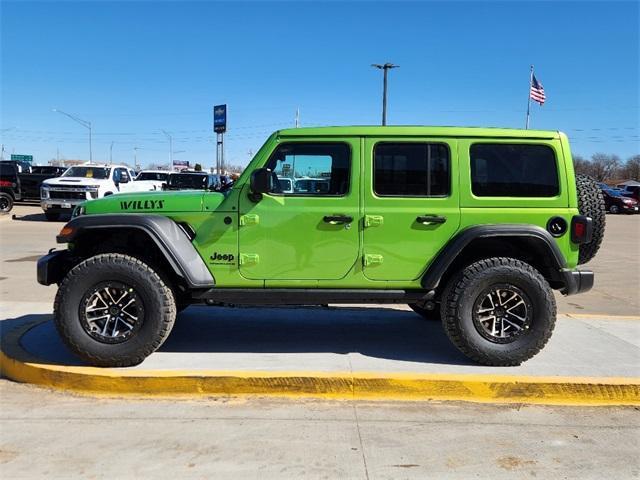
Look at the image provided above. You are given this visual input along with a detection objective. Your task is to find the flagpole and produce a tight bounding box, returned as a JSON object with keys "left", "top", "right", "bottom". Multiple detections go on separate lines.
{"left": 525, "top": 65, "right": 533, "bottom": 129}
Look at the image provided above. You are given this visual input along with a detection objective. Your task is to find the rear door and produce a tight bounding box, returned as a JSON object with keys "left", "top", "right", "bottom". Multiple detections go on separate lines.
{"left": 362, "top": 138, "right": 460, "bottom": 281}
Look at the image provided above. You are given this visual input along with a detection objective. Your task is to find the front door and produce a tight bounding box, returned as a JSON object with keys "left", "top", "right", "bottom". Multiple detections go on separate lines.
{"left": 238, "top": 139, "right": 360, "bottom": 281}
{"left": 363, "top": 138, "right": 460, "bottom": 281}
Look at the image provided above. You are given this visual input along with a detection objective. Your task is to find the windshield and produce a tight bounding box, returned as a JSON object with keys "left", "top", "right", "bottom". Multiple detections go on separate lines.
{"left": 167, "top": 174, "right": 209, "bottom": 189}
{"left": 136, "top": 172, "right": 169, "bottom": 181}
{"left": 62, "top": 166, "right": 111, "bottom": 179}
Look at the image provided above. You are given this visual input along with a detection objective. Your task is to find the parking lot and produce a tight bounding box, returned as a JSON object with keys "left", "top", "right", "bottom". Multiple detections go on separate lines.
{"left": 1, "top": 204, "right": 639, "bottom": 478}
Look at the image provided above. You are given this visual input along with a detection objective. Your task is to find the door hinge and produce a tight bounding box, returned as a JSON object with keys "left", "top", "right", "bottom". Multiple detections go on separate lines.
{"left": 363, "top": 254, "right": 384, "bottom": 266}
{"left": 239, "top": 214, "right": 259, "bottom": 226}
{"left": 239, "top": 253, "right": 259, "bottom": 265}
{"left": 364, "top": 215, "right": 384, "bottom": 228}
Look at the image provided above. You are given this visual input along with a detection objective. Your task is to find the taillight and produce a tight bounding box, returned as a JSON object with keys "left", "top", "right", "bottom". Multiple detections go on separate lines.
{"left": 571, "top": 215, "right": 593, "bottom": 244}
{"left": 0, "top": 180, "right": 13, "bottom": 188}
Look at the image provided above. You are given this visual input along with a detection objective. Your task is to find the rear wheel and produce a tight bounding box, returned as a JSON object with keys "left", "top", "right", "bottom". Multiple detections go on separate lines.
{"left": 0, "top": 193, "right": 13, "bottom": 213}
{"left": 609, "top": 204, "right": 620, "bottom": 214}
{"left": 575, "top": 174, "right": 606, "bottom": 264}
{"left": 54, "top": 253, "right": 176, "bottom": 367}
{"left": 441, "top": 257, "right": 556, "bottom": 366}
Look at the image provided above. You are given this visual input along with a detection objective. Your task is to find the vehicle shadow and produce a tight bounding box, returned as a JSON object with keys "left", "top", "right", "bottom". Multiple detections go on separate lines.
{"left": 2, "top": 306, "right": 474, "bottom": 368}
{"left": 11, "top": 212, "right": 66, "bottom": 222}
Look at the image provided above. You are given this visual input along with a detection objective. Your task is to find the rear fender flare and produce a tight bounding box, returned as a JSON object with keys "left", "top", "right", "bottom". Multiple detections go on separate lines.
{"left": 421, "top": 225, "right": 567, "bottom": 290}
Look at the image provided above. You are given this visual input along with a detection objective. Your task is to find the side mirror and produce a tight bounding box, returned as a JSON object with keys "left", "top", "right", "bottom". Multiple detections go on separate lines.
{"left": 250, "top": 168, "right": 271, "bottom": 193}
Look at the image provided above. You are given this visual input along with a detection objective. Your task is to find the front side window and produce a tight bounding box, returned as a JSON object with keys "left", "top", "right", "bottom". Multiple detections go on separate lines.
{"left": 470, "top": 143, "right": 559, "bottom": 197}
{"left": 374, "top": 143, "right": 450, "bottom": 196}
{"left": 266, "top": 143, "right": 350, "bottom": 196}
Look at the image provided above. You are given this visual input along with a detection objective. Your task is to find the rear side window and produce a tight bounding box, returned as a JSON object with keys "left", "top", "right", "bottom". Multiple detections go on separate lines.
{"left": 470, "top": 144, "right": 559, "bottom": 197}
{"left": 374, "top": 143, "right": 450, "bottom": 196}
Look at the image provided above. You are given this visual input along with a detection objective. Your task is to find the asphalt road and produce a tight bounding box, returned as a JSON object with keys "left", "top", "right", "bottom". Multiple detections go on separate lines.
{"left": 1, "top": 204, "right": 639, "bottom": 479}
{"left": 1, "top": 204, "right": 639, "bottom": 315}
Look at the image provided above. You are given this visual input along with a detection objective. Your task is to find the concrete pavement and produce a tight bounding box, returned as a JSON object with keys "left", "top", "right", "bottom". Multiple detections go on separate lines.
{"left": 1, "top": 379, "right": 638, "bottom": 479}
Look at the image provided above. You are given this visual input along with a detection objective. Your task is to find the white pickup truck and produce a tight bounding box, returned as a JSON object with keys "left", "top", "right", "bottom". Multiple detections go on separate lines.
{"left": 40, "top": 164, "right": 142, "bottom": 221}
{"left": 132, "top": 170, "right": 170, "bottom": 191}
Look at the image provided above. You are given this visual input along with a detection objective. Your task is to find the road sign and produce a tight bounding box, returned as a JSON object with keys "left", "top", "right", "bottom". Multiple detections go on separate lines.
{"left": 11, "top": 154, "right": 33, "bottom": 163}
{"left": 214, "top": 104, "right": 227, "bottom": 133}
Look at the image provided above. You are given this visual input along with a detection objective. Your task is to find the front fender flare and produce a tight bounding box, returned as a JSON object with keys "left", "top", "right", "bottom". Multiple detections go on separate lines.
{"left": 57, "top": 214, "right": 214, "bottom": 288}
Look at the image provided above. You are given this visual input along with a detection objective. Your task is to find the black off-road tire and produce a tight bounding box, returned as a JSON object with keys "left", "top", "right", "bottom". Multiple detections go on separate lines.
{"left": 45, "top": 212, "right": 60, "bottom": 221}
{"left": 575, "top": 174, "right": 605, "bottom": 265}
{"left": 408, "top": 303, "right": 440, "bottom": 321}
{"left": 54, "top": 253, "right": 176, "bottom": 367}
{"left": 0, "top": 192, "right": 13, "bottom": 213}
{"left": 441, "top": 257, "right": 556, "bottom": 366}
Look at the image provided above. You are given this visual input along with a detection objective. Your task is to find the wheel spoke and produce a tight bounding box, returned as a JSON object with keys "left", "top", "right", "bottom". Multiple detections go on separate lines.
{"left": 475, "top": 285, "right": 529, "bottom": 343}
{"left": 82, "top": 283, "right": 142, "bottom": 343}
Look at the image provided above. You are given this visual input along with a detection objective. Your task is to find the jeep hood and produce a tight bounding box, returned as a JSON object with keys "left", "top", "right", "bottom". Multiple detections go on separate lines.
{"left": 84, "top": 190, "right": 224, "bottom": 214}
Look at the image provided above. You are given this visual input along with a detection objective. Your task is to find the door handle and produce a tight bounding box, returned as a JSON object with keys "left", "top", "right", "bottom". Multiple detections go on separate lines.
{"left": 416, "top": 215, "right": 447, "bottom": 225}
{"left": 323, "top": 215, "right": 353, "bottom": 224}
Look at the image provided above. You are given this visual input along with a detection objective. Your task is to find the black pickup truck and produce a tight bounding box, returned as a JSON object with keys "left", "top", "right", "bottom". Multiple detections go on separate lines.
{"left": 0, "top": 162, "right": 66, "bottom": 213}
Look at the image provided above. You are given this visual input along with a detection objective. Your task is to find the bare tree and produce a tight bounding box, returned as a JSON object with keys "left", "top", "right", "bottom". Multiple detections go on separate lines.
{"left": 572, "top": 154, "right": 592, "bottom": 176}
{"left": 621, "top": 155, "right": 640, "bottom": 181}
{"left": 588, "top": 153, "right": 620, "bottom": 181}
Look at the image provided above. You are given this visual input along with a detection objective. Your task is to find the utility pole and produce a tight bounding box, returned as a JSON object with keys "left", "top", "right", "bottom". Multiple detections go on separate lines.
{"left": 371, "top": 63, "right": 399, "bottom": 126}
{"left": 295, "top": 107, "right": 300, "bottom": 128}
{"left": 53, "top": 109, "right": 92, "bottom": 161}
{"left": 133, "top": 146, "right": 141, "bottom": 170}
{"left": 161, "top": 130, "right": 173, "bottom": 166}
{"left": 109, "top": 141, "right": 114, "bottom": 164}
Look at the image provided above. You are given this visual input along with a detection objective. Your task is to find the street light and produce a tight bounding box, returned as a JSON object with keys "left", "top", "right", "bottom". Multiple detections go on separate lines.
{"left": 53, "top": 109, "right": 92, "bottom": 161}
{"left": 371, "top": 63, "right": 399, "bottom": 126}
{"left": 161, "top": 130, "right": 173, "bottom": 165}
{"left": 109, "top": 141, "right": 114, "bottom": 164}
{"left": 133, "top": 146, "right": 142, "bottom": 170}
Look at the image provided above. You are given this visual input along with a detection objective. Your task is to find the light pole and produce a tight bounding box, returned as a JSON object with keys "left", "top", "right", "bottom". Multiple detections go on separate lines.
{"left": 109, "top": 141, "right": 114, "bottom": 164}
{"left": 161, "top": 130, "right": 173, "bottom": 166}
{"left": 371, "top": 63, "right": 399, "bottom": 126}
{"left": 53, "top": 109, "right": 92, "bottom": 161}
{"left": 133, "top": 146, "right": 141, "bottom": 170}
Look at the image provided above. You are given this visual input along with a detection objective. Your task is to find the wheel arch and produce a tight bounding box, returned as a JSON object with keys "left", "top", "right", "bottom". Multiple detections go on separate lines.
{"left": 57, "top": 214, "right": 214, "bottom": 289}
{"left": 421, "top": 225, "right": 568, "bottom": 292}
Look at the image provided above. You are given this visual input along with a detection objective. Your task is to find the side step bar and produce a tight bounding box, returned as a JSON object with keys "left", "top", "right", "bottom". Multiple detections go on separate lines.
{"left": 193, "top": 288, "right": 433, "bottom": 306}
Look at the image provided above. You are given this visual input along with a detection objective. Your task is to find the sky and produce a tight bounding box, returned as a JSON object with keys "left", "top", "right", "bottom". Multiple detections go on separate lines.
{"left": 1, "top": 0, "right": 638, "bottom": 169}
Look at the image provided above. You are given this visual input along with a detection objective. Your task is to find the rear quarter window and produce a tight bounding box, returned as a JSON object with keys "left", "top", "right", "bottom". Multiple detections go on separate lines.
{"left": 470, "top": 143, "right": 559, "bottom": 197}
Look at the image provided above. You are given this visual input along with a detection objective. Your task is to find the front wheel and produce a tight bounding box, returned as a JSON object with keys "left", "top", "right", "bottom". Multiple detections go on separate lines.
{"left": 54, "top": 253, "right": 176, "bottom": 367}
{"left": 441, "top": 257, "right": 556, "bottom": 366}
{"left": 609, "top": 204, "right": 620, "bottom": 214}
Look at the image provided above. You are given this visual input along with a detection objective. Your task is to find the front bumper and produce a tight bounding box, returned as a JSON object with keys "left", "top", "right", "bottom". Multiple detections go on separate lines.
{"left": 41, "top": 198, "right": 85, "bottom": 212}
{"left": 560, "top": 269, "right": 594, "bottom": 296}
{"left": 37, "top": 249, "right": 73, "bottom": 286}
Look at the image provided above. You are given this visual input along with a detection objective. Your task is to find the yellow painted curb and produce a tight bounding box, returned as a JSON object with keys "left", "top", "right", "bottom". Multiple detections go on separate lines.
{"left": 1, "top": 319, "right": 639, "bottom": 406}
{"left": 563, "top": 313, "right": 640, "bottom": 321}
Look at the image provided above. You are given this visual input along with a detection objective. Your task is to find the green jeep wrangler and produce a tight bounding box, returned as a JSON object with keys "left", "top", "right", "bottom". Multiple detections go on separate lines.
{"left": 37, "top": 126, "right": 605, "bottom": 368}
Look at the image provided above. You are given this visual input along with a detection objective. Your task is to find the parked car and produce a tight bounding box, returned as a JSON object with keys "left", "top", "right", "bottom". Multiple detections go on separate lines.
{"left": 40, "top": 126, "right": 603, "bottom": 367}
{"left": 40, "top": 164, "right": 139, "bottom": 221}
{"left": 620, "top": 185, "right": 640, "bottom": 202}
{"left": 0, "top": 162, "right": 21, "bottom": 213}
{"left": 162, "top": 172, "right": 223, "bottom": 191}
{"left": 132, "top": 170, "right": 170, "bottom": 191}
{"left": 601, "top": 188, "right": 639, "bottom": 214}
{"left": 276, "top": 176, "right": 294, "bottom": 193}
{"left": 18, "top": 165, "right": 67, "bottom": 201}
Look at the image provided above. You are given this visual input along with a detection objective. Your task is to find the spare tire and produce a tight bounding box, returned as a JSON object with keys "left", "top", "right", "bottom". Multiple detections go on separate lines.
{"left": 575, "top": 174, "right": 605, "bottom": 265}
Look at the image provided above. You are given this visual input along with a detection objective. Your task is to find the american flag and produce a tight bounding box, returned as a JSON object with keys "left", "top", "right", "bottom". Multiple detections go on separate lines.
{"left": 530, "top": 74, "right": 546, "bottom": 105}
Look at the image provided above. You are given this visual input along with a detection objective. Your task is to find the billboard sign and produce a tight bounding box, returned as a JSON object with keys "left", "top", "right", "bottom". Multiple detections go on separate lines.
{"left": 173, "top": 160, "right": 189, "bottom": 171}
{"left": 213, "top": 104, "right": 227, "bottom": 133}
